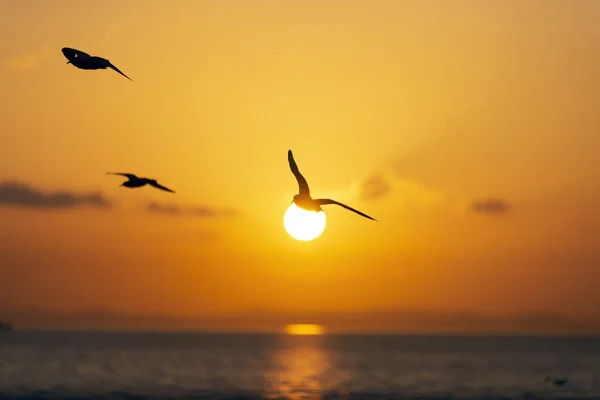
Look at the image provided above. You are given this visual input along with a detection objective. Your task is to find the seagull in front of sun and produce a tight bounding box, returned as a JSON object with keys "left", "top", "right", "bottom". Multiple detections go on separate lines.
{"left": 62, "top": 47, "right": 133, "bottom": 81}
{"left": 107, "top": 173, "right": 175, "bottom": 193}
{"left": 287, "top": 150, "right": 376, "bottom": 221}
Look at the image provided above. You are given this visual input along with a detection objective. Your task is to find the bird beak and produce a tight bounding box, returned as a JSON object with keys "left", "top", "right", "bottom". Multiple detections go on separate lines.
{"left": 66, "top": 61, "right": 71, "bottom": 64}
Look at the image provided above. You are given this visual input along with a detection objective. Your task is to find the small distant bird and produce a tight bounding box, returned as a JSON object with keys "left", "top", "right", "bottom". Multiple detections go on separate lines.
{"left": 288, "top": 150, "right": 376, "bottom": 221}
{"left": 545, "top": 376, "right": 568, "bottom": 387}
{"left": 107, "top": 173, "right": 175, "bottom": 193}
{"left": 62, "top": 47, "right": 133, "bottom": 81}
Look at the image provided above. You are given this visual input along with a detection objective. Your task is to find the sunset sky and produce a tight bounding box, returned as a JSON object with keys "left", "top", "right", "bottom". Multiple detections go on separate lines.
{"left": 1, "top": 0, "right": 600, "bottom": 334}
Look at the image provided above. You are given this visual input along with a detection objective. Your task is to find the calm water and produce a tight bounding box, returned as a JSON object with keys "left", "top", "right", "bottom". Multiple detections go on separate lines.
{"left": 1, "top": 332, "right": 599, "bottom": 399}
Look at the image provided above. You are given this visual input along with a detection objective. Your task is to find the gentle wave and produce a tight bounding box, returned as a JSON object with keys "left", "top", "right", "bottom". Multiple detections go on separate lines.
{"left": 0, "top": 391, "right": 595, "bottom": 400}
{"left": 2, "top": 333, "right": 599, "bottom": 400}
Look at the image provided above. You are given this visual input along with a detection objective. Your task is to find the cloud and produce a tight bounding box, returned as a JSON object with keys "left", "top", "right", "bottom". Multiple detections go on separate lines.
{"left": 0, "top": 181, "right": 111, "bottom": 209}
{"left": 147, "top": 202, "right": 237, "bottom": 218}
{"left": 4, "top": 49, "right": 52, "bottom": 71}
{"left": 147, "top": 202, "right": 181, "bottom": 215}
{"left": 395, "top": 178, "right": 443, "bottom": 204}
{"left": 471, "top": 198, "right": 512, "bottom": 215}
{"left": 359, "top": 146, "right": 443, "bottom": 205}
{"left": 361, "top": 174, "right": 391, "bottom": 201}
{"left": 359, "top": 171, "right": 442, "bottom": 205}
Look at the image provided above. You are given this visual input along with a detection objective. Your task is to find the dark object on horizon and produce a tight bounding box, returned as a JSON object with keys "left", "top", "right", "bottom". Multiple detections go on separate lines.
{"left": 545, "top": 376, "right": 568, "bottom": 387}
{"left": 106, "top": 173, "right": 175, "bottom": 193}
{"left": 0, "top": 320, "right": 14, "bottom": 331}
{"left": 287, "top": 149, "right": 377, "bottom": 221}
{"left": 62, "top": 47, "right": 133, "bottom": 81}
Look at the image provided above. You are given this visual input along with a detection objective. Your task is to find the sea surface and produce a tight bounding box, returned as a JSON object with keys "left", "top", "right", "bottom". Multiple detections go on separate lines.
{"left": 1, "top": 332, "right": 599, "bottom": 400}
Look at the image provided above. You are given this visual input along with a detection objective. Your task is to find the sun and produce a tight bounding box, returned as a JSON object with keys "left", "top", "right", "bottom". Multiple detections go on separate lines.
{"left": 283, "top": 203, "right": 326, "bottom": 241}
{"left": 284, "top": 324, "right": 325, "bottom": 335}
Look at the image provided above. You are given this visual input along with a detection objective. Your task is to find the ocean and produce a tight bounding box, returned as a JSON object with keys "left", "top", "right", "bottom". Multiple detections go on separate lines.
{"left": 0, "top": 332, "right": 599, "bottom": 400}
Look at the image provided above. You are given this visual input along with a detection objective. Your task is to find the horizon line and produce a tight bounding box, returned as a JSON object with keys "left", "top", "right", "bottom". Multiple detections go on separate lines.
{"left": 7, "top": 327, "right": 600, "bottom": 338}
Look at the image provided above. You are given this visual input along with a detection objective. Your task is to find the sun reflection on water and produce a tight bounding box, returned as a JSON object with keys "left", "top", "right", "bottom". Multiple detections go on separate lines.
{"left": 265, "top": 336, "right": 332, "bottom": 400}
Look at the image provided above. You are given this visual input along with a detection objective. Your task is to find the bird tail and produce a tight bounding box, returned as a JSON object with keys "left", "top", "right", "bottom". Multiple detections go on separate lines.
{"left": 108, "top": 63, "right": 134, "bottom": 82}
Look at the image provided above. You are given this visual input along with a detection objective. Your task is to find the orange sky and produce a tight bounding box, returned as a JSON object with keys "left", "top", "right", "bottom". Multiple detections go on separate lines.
{"left": 1, "top": 0, "right": 600, "bottom": 334}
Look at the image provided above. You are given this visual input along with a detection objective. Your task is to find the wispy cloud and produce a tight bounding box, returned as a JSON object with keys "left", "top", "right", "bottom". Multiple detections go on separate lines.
{"left": 0, "top": 181, "right": 111, "bottom": 209}
{"left": 147, "top": 202, "right": 238, "bottom": 218}
{"left": 147, "top": 202, "right": 181, "bottom": 215}
{"left": 361, "top": 174, "right": 391, "bottom": 201}
{"left": 4, "top": 49, "right": 52, "bottom": 71}
{"left": 358, "top": 145, "right": 443, "bottom": 205}
{"left": 471, "top": 198, "right": 512, "bottom": 215}
{"left": 394, "top": 178, "right": 442, "bottom": 204}
{"left": 359, "top": 171, "right": 442, "bottom": 205}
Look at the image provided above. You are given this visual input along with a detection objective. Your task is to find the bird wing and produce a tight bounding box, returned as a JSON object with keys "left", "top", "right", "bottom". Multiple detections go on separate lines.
{"left": 107, "top": 62, "right": 134, "bottom": 82}
{"left": 106, "top": 172, "right": 138, "bottom": 180}
{"left": 148, "top": 181, "right": 175, "bottom": 193}
{"left": 288, "top": 150, "right": 310, "bottom": 196}
{"left": 61, "top": 47, "right": 91, "bottom": 61}
{"left": 316, "top": 198, "right": 377, "bottom": 221}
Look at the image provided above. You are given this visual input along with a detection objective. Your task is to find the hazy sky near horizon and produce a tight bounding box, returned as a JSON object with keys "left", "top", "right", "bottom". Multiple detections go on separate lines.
{"left": 1, "top": 0, "right": 600, "bottom": 332}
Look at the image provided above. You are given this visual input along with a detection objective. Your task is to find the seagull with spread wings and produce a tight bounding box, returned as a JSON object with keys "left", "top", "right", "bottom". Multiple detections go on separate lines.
{"left": 288, "top": 150, "right": 376, "bottom": 221}
{"left": 107, "top": 173, "right": 175, "bottom": 193}
{"left": 62, "top": 47, "right": 133, "bottom": 81}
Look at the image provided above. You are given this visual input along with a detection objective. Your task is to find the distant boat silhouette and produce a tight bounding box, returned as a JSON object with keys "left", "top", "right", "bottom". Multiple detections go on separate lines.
{"left": 0, "top": 320, "right": 14, "bottom": 331}
{"left": 107, "top": 173, "right": 175, "bottom": 193}
{"left": 288, "top": 150, "right": 376, "bottom": 221}
{"left": 545, "top": 376, "right": 568, "bottom": 387}
{"left": 62, "top": 47, "right": 133, "bottom": 81}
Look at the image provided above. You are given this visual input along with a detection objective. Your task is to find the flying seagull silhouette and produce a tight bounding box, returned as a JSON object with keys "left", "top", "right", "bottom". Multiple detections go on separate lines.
{"left": 62, "top": 47, "right": 133, "bottom": 81}
{"left": 107, "top": 173, "right": 175, "bottom": 193}
{"left": 288, "top": 150, "right": 376, "bottom": 221}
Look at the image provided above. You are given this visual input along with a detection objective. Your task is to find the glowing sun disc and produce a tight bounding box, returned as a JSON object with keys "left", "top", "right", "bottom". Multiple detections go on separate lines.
{"left": 283, "top": 203, "right": 326, "bottom": 241}
{"left": 284, "top": 324, "right": 325, "bottom": 335}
